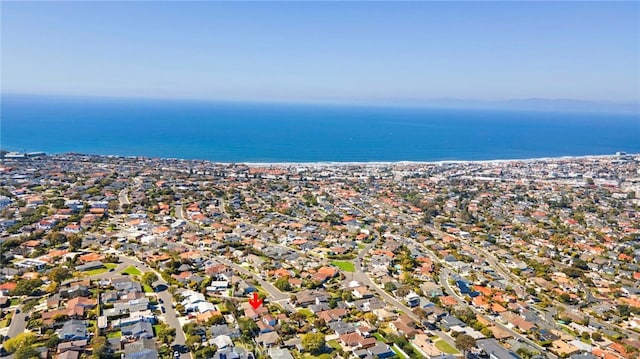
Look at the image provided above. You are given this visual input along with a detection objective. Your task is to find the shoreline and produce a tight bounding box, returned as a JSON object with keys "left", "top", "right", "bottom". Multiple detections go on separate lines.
{"left": 3, "top": 150, "right": 636, "bottom": 167}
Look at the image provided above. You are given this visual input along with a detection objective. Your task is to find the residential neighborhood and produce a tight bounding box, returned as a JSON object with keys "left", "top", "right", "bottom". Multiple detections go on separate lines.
{"left": 0, "top": 152, "right": 639, "bottom": 359}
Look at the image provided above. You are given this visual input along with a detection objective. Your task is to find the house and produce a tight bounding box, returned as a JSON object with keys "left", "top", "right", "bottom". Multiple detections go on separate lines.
{"left": 213, "top": 347, "right": 251, "bottom": 359}
{"left": 60, "top": 283, "right": 89, "bottom": 298}
{"left": 317, "top": 308, "right": 348, "bottom": 323}
{"left": 57, "top": 320, "right": 88, "bottom": 341}
{"left": 121, "top": 321, "right": 154, "bottom": 339}
{"left": 75, "top": 261, "right": 105, "bottom": 272}
{"left": 57, "top": 340, "right": 88, "bottom": 354}
{"left": 211, "top": 335, "right": 233, "bottom": 349}
{"left": 124, "top": 338, "right": 158, "bottom": 359}
{"left": 256, "top": 332, "right": 280, "bottom": 347}
{"left": 476, "top": 338, "right": 517, "bottom": 359}
{"left": 268, "top": 347, "right": 294, "bottom": 359}
{"left": 411, "top": 334, "right": 442, "bottom": 357}
{"left": 0, "top": 282, "right": 17, "bottom": 295}
{"left": 58, "top": 350, "right": 80, "bottom": 359}
{"left": 367, "top": 342, "right": 395, "bottom": 358}
{"left": 352, "top": 286, "right": 374, "bottom": 299}
{"left": 440, "top": 315, "right": 465, "bottom": 330}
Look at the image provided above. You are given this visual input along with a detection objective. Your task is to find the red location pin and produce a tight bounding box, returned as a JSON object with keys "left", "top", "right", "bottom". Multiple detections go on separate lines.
{"left": 249, "top": 292, "right": 263, "bottom": 309}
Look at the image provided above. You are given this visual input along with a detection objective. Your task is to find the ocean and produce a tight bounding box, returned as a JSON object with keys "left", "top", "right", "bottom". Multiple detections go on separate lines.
{"left": 1, "top": 95, "right": 639, "bottom": 163}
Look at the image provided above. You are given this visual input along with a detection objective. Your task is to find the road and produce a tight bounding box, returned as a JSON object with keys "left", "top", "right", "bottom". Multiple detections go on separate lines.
{"left": 5, "top": 306, "right": 27, "bottom": 339}
{"left": 92, "top": 252, "right": 191, "bottom": 359}
{"left": 439, "top": 268, "right": 555, "bottom": 358}
{"left": 203, "top": 254, "right": 297, "bottom": 313}
{"left": 425, "top": 223, "right": 638, "bottom": 339}
{"left": 175, "top": 203, "right": 186, "bottom": 221}
{"left": 118, "top": 188, "right": 130, "bottom": 206}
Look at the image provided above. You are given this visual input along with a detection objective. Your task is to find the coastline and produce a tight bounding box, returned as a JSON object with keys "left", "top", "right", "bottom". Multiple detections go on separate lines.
{"left": 3, "top": 150, "right": 635, "bottom": 167}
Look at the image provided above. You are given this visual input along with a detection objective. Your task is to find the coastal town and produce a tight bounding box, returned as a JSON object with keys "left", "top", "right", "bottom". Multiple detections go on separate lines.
{"left": 0, "top": 152, "right": 639, "bottom": 359}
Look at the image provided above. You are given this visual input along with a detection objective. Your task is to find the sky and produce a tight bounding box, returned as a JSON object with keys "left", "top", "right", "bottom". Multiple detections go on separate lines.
{"left": 1, "top": 1, "right": 639, "bottom": 105}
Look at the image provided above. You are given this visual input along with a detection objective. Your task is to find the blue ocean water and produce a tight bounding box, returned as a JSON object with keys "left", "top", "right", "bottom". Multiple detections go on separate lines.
{"left": 1, "top": 95, "right": 639, "bottom": 162}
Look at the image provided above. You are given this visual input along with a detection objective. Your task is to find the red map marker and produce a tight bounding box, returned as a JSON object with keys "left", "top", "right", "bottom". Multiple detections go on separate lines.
{"left": 249, "top": 292, "right": 263, "bottom": 309}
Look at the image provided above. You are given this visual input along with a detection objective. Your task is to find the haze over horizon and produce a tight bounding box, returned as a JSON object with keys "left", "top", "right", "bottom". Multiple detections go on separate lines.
{"left": 2, "top": 1, "right": 639, "bottom": 109}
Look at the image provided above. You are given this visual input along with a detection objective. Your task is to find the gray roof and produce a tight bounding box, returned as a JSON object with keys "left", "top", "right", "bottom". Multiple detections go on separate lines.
{"left": 124, "top": 338, "right": 158, "bottom": 359}
{"left": 268, "top": 347, "right": 294, "bottom": 359}
{"left": 57, "top": 319, "right": 88, "bottom": 340}
{"left": 476, "top": 338, "right": 519, "bottom": 359}
{"left": 367, "top": 342, "right": 394, "bottom": 356}
{"left": 122, "top": 321, "right": 154, "bottom": 339}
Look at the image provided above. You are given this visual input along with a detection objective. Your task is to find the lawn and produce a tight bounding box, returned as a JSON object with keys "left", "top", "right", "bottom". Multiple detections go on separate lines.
{"left": 85, "top": 267, "right": 109, "bottom": 276}
{"left": 298, "top": 309, "right": 314, "bottom": 317}
{"left": 373, "top": 333, "right": 386, "bottom": 342}
{"left": 331, "top": 261, "right": 355, "bottom": 273}
{"left": 107, "top": 330, "right": 121, "bottom": 339}
{"left": 327, "top": 340, "right": 342, "bottom": 350}
{"left": 122, "top": 266, "right": 142, "bottom": 276}
{"left": 153, "top": 324, "right": 163, "bottom": 336}
{"left": 105, "top": 263, "right": 118, "bottom": 270}
{"left": 434, "top": 339, "right": 459, "bottom": 354}
{"left": 9, "top": 298, "right": 20, "bottom": 306}
{"left": 143, "top": 284, "right": 154, "bottom": 293}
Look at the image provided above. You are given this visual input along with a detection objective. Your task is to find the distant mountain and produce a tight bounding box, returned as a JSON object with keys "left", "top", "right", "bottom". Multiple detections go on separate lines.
{"left": 385, "top": 97, "right": 640, "bottom": 114}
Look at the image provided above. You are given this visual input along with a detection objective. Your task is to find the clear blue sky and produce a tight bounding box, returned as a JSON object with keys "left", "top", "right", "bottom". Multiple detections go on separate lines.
{"left": 2, "top": 1, "right": 639, "bottom": 104}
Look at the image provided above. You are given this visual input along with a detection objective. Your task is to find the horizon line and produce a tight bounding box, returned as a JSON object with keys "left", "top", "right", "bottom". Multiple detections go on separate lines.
{"left": 0, "top": 92, "right": 640, "bottom": 107}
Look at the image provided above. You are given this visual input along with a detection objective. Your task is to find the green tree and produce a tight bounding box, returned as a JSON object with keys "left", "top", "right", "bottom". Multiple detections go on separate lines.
{"left": 68, "top": 234, "right": 83, "bottom": 251}
{"left": 14, "top": 345, "right": 39, "bottom": 359}
{"left": 91, "top": 335, "right": 108, "bottom": 359}
{"left": 3, "top": 332, "right": 36, "bottom": 353}
{"left": 274, "top": 277, "right": 292, "bottom": 291}
{"left": 455, "top": 334, "right": 476, "bottom": 357}
{"left": 384, "top": 282, "right": 397, "bottom": 292}
{"left": 156, "top": 323, "right": 176, "bottom": 345}
{"left": 194, "top": 344, "right": 218, "bottom": 359}
{"left": 49, "top": 266, "right": 72, "bottom": 283}
{"left": 238, "top": 318, "right": 258, "bottom": 341}
{"left": 44, "top": 335, "right": 60, "bottom": 350}
{"left": 207, "top": 314, "right": 226, "bottom": 326}
{"left": 186, "top": 334, "right": 201, "bottom": 351}
{"left": 591, "top": 332, "right": 603, "bottom": 342}
{"left": 141, "top": 272, "right": 158, "bottom": 287}
{"left": 302, "top": 333, "right": 326, "bottom": 354}
{"left": 12, "top": 279, "right": 43, "bottom": 296}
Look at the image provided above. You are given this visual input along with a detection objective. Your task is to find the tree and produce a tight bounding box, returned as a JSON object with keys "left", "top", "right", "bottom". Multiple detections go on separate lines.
{"left": 238, "top": 318, "right": 258, "bottom": 340}
{"left": 207, "top": 314, "right": 226, "bottom": 325}
{"left": 328, "top": 297, "right": 338, "bottom": 309}
{"left": 384, "top": 282, "right": 397, "bottom": 292}
{"left": 455, "top": 334, "right": 476, "bottom": 357}
{"left": 49, "top": 266, "right": 72, "bottom": 283}
{"left": 363, "top": 312, "right": 378, "bottom": 325}
{"left": 591, "top": 332, "right": 603, "bottom": 342}
{"left": 274, "top": 277, "right": 292, "bottom": 292}
{"left": 412, "top": 307, "right": 427, "bottom": 320}
{"left": 516, "top": 347, "right": 534, "bottom": 359}
{"left": 194, "top": 344, "right": 218, "bottom": 359}
{"left": 44, "top": 335, "right": 60, "bottom": 350}
{"left": 156, "top": 323, "right": 176, "bottom": 345}
{"left": 186, "top": 334, "right": 201, "bottom": 351}
{"left": 68, "top": 234, "right": 82, "bottom": 251}
{"left": 302, "top": 333, "right": 326, "bottom": 354}
{"left": 141, "top": 272, "right": 158, "bottom": 287}
{"left": 14, "top": 345, "right": 39, "bottom": 359}
{"left": 3, "top": 332, "right": 36, "bottom": 353}
{"left": 91, "top": 335, "right": 108, "bottom": 359}
{"left": 11, "top": 279, "right": 43, "bottom": 296}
